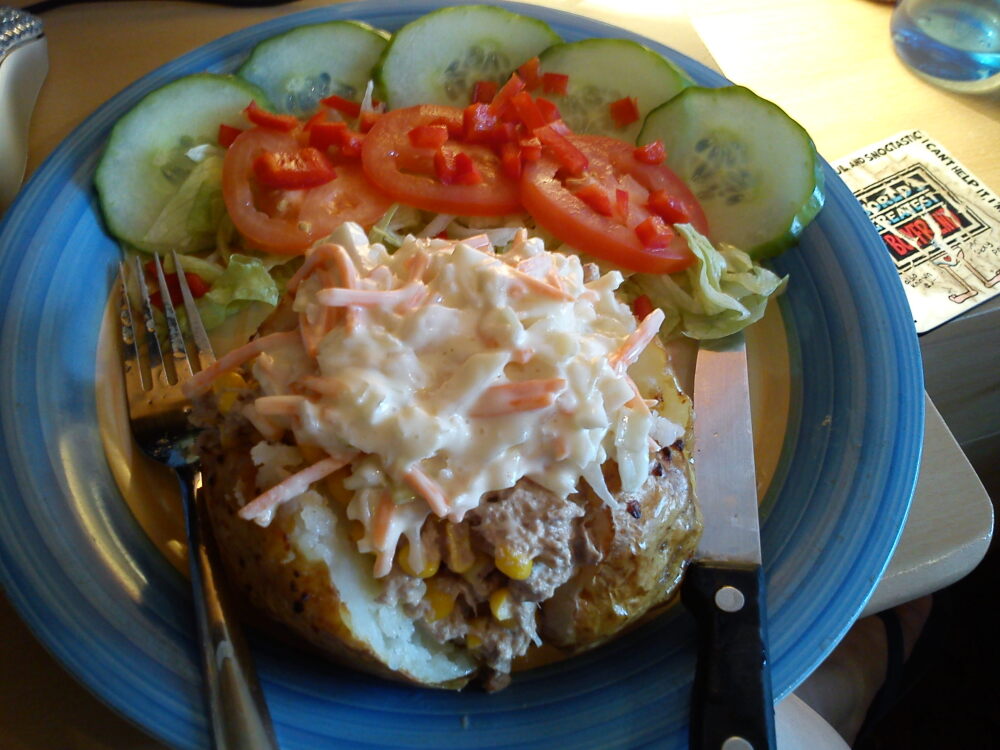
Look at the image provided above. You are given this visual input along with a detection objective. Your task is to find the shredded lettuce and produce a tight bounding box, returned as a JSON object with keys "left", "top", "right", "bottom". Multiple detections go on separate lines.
{"left": 628, "top": 224, "right": 787, "bottom": 340}
{"left": 196, "top": 253, "right": 280, "bottom": 329}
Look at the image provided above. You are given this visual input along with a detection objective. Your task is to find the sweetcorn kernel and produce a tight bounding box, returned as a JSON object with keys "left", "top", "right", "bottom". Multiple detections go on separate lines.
{"left": 489, "top": 587, "right": 516, "bottom": 625}
{"left": 466, "top": 617, "right": 488, "bottom": 649}
{"left": 494, "top": 546, "right": 533, "bottom": 581}
{"left": 212, "top": 371, "right": 247, "bottom": 413}
{"left": 443, "top": 522, "right": 475, "bottom": 574}
{"left": 399, "top": 542, "right": 440, "bottom": 579}
{"left": 424, "top": 580, "right": 456, "bottom": 622}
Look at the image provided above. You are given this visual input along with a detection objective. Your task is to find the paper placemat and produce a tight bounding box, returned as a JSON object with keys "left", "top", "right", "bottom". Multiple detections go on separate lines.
{"left": 833, "top": 129, "right": 1000, "bottom": 333}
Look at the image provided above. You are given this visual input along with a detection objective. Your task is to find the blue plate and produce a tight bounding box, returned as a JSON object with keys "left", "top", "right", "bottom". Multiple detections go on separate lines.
{"left": 0, "top": 2, "right": 922, "bottom": 748}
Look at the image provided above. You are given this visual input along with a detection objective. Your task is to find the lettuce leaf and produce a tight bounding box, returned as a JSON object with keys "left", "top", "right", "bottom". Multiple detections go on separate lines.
{"left": 628, "top": 224, "right": 787, "bottom": 340}
{"left": 196, "top": 254, "right": 281, "bottom": 352}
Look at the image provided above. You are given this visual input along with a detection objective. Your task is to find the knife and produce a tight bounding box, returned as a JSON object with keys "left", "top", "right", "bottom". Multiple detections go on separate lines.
{"left": 682, "top": 331, "right": 776, "bottom": 750}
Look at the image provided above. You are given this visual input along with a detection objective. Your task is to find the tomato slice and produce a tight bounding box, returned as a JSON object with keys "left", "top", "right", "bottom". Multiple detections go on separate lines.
{"left": 223, "top": 127, "right": 392, "bottom": 255}
{"left": 521, "top": 134, "right": 709, "bottom": 274}
{"left": 361, "top": 105, "right": 521, "bottom": 216}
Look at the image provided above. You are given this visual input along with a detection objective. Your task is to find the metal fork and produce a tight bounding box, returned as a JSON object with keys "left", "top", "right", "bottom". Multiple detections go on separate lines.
{"left": 118, "top": 251, "right": 280, "bottom": 750}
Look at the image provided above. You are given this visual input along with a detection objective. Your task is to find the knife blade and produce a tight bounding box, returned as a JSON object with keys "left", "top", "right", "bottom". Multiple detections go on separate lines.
{"left": 682, "top": 331, "right": 776, "bottom": 750}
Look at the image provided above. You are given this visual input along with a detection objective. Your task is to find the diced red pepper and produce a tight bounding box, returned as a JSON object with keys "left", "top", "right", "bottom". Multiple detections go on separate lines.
{"left": 632, "top": 294, "right": 654, "bottom": 320}
{"left": 320, "top": 94, "right": 362, "bottom": 118}
{"left": 516, "top": 57, "right": 542, "bottom": 90}
{"left": 534, "top": 123, "right": 589, "bottom": 175}
{"left": 339, "top": 130, "right": 365, "bottom": 158}
{"left": 302, "top": 111, "right": 327, "bottom": 131}
{"left": 633, "top": 140, "right": 666, "bottom": 165}
{"left": 408, "top": 124, "right": 450, "bottom": 148}
{"left": 499, "top": 142, "right": 523, "bottom": 180}
{"left": 146, "top": 268, "right": 210, "bottom": 311}
{"left": 434, "top": 149, "right": 457, "bottom": 185}
{"left": 472, "top": 80, "right": 499, "bottom": 104}
{"left": 616, "top": 188, "right": 630, "bottom": 223}
{"left": 519, "top": 136, "right": 542, "bottom": 162}
{"left": 510, "top": 91, "right": 547, "bottom": 131}
{"left": 535, "top": 97, "right": 562, "bottom": 124}
{"left": 573, "top": 182, "right": 613, "bottom": 216}
{"left": 609, "top": 96, "right": 641, "bottom": 128}
{"left": 635, "top": 215, "right": 676, "bottom": 249}
{"left": 252, "top": 147, "right": 337, "bottom": 189}
{"left": 488, "top": 73, "right": 527, "bottom": 118}
{"left": 541, "top": 72, "right": 569, "bottom": 96}
{"left": 359, "top": 110, "right": 382, "bottom": 133}
{"left": 244, "top": 101, "right": 298, "bottom": 132}
{"left": 217, "top": 123, "right": 243, "bottom": 148}
{"left": 647, "top": 189, "right": 691, "bottom": 224}
{"left": 463, "top": 103, "right": 500, "bottom": 144}
{"left": 453, "top": 152, "right": 483, "bottom": 185}
{"left": 308, "top": 120, "right": 349, "bottom": 150}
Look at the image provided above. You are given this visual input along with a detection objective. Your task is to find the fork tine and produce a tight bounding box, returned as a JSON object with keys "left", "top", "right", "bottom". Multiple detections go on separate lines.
{"left": 151, "top": 252, "right": 193, "bottom": 382}
{"left": 131, "top": 254, "right": 169, "bottom": 389}
{"left": 171, "top": 248, "right": 216, "bottom": 371}
{"left": 118, "top": 261, "right": 150, "bottom": 394}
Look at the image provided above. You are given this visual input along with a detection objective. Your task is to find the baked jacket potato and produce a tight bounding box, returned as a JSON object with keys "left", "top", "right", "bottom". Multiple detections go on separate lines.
{"left": 191, "top": 225, "right": 702, "bottom": 690}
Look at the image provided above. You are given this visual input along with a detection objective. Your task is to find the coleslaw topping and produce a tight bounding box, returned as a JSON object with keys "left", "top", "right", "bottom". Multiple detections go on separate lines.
{"left": 226, "top": 221, "right": 682, "bottom": 577}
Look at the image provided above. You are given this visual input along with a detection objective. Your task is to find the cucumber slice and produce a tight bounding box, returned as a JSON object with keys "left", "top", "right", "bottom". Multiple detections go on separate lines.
{"left": 375, "top": 5, "right": 561, "bottom": 109}
{"left": 538, "top": 38, "right": 692, "bottom": 142}
{"left": 237, "top": 21, "right": 389, "bottom": 116}
{"left": 639, "top": 86, "right": 825, "bottom": 258}
{"left": 95, "top": 73, "right": 267, "bottom": 254}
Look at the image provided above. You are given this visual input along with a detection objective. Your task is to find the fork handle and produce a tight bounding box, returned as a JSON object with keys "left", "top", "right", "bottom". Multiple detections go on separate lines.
{"left": 177, "top": 464, "right": 281, "bottom": 750}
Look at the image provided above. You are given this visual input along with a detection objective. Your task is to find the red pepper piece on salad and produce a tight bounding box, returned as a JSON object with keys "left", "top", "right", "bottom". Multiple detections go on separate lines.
{"left": 609, "top": 97, "right": 641, "bottom": 129}
{"left": 541, "top": 72, "right": 569, "bottom": 96}
{"left": 573, "top": 182, "right": 613, "bottom": 216}
{"left": 320, "top": 94, "right": 362, "bottom": 118}
{"left": 510, "top": 91, "right": 547, "bottom": 131}
{"left": 472, "top": 80, "right": 498, "bottom": 104}
{"left": 359, "top": 110, "right": 382, "bottom": 133}
{"left": 615, "top": 188, "right": 630, "bottom": 223}
{"left": 516, "top": 57, "right": 542, "bottom": 90}
{"left": 147, "top": 269, "right": 210, "bottom": 311}
{"left": 463, "top": 103, "right": 501, "bottom": 144}
{"left": 408, "top": 124, "right": 450, "bottom": 148}
{"left": 535, "top": 97, "right": 563, "bottom": 125}
{"left": 647, "top": 189, "right": 691, "bottom": 224}
{"left": 632, "top": 293, "right": 654, "bottom": 321}
{"left": 500, "top": 142, "right": 523, "bottom": 180}
{"left": 452, "top": 152, "right": 484, "bottom": 185}
{"left": 488, "top": 73, "right": 527, "bottom": 119}
{"left": 633, "top": 140, "right": 666, "bottom": 165}
{"left": 519, "top": 136, "right": 542, "bottom": 162}
{"left": 534, "top": 122, "right": 589, "bottom": 175}
{"left": 634, "top": 215, "right": 675, "bottom": 249}
{"left": 218, "top": 123, "right": 244, "bottom": 148}
{"left": 252, "top": 147, "right": 337, "bottom": 190}
{"left": 244, "top": 101, "right": 298, "bottom": 132}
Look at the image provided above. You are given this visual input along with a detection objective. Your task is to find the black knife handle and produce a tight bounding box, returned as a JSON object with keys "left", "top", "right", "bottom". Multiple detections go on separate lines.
{"left": 682, "top": 560, "right": 776, "bottom": 750}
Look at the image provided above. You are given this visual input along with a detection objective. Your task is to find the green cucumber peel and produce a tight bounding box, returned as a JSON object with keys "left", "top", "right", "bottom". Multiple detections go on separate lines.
{"left": 538, "top": 38, "right": 693, "bottom": 142}
{"left": 639, "top": 85, "right": 825, "bottom": 259}
{"left": 375, "top": 5, "right": 561, "bottom": 109}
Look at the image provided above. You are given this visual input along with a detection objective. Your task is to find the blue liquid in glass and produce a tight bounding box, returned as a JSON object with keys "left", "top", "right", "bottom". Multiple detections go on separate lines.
{"left": 891, "top": 0, "right": 1000, "bottom": 86}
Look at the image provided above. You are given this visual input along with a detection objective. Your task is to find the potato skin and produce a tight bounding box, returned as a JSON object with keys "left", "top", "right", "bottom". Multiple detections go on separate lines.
{"left": 193, "top": 336, "right": 700, "bottom": 684}
{"left": 540, "top": 436, "right": 699, "bottom": 649}
{"left": 196, "top": 408, "right": 471, "bottom": 688}
{"left": 540, "top": 342, "right": 701, "bottom": 651}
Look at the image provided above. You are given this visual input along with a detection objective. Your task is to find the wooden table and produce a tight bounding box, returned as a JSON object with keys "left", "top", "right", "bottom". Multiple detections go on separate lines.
{"left": 1, "top": 1, "right": 993, "bottom": 748}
